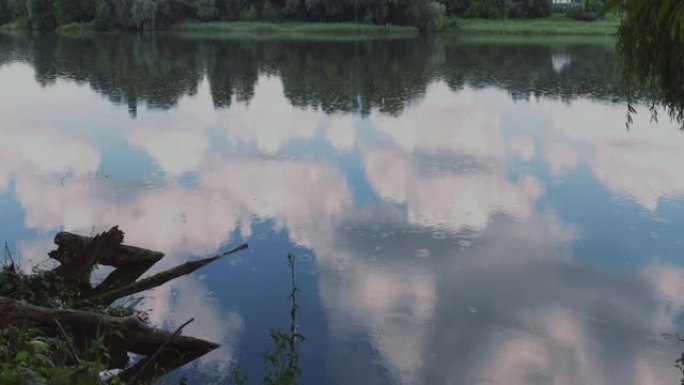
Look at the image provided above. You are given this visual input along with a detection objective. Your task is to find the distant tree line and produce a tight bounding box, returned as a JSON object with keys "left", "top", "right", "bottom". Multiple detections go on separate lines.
{"left": 0, "top": 0, "right": 563, "bottom": 31}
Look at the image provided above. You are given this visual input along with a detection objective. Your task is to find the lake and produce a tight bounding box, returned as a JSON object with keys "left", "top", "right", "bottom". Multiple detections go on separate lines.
{"left": 1, "top": 32, "right": 684, "bottom": 385}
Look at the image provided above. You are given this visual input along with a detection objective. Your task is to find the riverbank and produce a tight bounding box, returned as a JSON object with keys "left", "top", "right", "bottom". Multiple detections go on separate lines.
{"left": 1, "top": 17, "right": 620, "bottom": 36}
{"left": 455, "top": 16, "right": 620, "bottom": 35}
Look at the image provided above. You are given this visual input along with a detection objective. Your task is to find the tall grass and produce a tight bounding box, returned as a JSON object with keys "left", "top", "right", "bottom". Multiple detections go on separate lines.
{"left": 454, "top": 15, "right": 620, "bottom": 35}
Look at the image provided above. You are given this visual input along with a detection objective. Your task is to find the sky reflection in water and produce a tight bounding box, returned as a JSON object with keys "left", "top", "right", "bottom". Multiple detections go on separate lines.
{"left": 0, "top": 34, "right": 683, "bottom": 385}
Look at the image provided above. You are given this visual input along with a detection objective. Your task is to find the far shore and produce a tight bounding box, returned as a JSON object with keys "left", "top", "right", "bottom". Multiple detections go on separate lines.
{"left": 1, "top": 16, "right": 620, "bottom": 37}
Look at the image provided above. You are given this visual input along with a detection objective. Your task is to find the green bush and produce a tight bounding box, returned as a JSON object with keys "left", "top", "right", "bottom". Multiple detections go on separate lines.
{"left": 425, "top": 1, "right": 446, "bottom": 31}
{"left": 0, "top": 326, "right": 121, "bottom": 385}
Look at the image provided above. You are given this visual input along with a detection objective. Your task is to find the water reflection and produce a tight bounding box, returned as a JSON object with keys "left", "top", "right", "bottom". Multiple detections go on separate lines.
{"left": 0, "top": 32, "right": 683, "bottom": 384}
{"left": 0, "top": 33, "right": 625, "bottom": 117}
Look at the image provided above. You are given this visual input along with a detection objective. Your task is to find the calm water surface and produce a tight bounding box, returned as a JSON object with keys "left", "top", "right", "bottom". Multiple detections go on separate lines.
{"left": 1, "top": 32, "right": 684, "bottom": 385}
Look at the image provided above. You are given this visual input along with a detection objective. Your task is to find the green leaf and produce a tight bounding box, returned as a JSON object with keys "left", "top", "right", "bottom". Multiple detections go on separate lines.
{"left": 14, "top": 350, "right": 29, "bottom": 362}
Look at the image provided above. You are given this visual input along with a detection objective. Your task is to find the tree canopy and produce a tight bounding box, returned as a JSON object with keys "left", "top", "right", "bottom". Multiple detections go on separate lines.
{"left": 0, "top": 0, "right": 558, "bottom": 31}
{"left": 610, "top": 0, "right": 684, "bottom": 125}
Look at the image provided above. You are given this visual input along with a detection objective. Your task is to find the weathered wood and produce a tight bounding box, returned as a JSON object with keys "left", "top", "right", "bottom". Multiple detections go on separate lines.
{"left": 124, "top": 318, "right": 195, "bottom": 385}
{"left": 88, "top": 243, "right": 248, "bottom": 306}
{"left": 120, "top": 346, "right": 209, "bottom": 385}
{"left": 0, "top": 296, "right": 219, "bottom": 358}
{"left": 49, "top": 230, "right": 164, "bottom": 267}
{"left": 52, "top": 227, "right": 124, "bottom": 286}
{"left": 54, "top": 319, "right": 80, "bottom": 363}
{"left": 90, "top": 260, "right": 160, "bottom": 298}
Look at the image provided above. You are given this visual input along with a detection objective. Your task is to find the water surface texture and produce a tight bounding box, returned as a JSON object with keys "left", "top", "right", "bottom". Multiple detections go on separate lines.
{"left": 1, "top": 33, "right": 684, "bottom": 385}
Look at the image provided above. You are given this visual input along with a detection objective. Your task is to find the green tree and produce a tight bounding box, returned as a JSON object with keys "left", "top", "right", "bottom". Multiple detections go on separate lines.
{"left": 0, "top": 0, "right": 11, "bottom": 23}
{"left": 27, "top": 0, "right": 56, "bottom": 29}
{"left": 54, "top": 0, "right": 95, "bottom": 25}
{"left": 93, "top": 0, "right": 112, "bottom": 29}
{"left": 439, "top": 0, "right": 470, "bottom": 15}
{"left": 7, "top": 0, "right": 27, "bottom": 20}
{"left": 610, "top": 0, "right": 684, "bottom": 125}
{"left": 129, "top": 0, "right": 167, "bottom": 29}
{"left": 466, "top": 0, "right": 505, "bottom": 18}
{"left": 506, "top": 0, "right": 550, "bottom": 18}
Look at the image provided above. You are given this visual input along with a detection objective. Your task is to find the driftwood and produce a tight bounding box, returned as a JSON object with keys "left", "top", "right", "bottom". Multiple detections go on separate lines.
{"left": 88, "top": 243, "right": 248, "bottom": 306}
{"left": 0, "top": 296, "right": 219, "bottom": 384}
{"left": 0, "top": 296, "right": 219, "bottom": 356}
{"left": 52, "top": 227, "right": 124, "bottom": 286}
{"left": 1, "top": 226, "right": 249, "bottom": 384}
{"left": 49, "top": 229, "right": 164, "bottom": 267}
{"left": 123, "top": 318, "right": 195, "bottom": 385}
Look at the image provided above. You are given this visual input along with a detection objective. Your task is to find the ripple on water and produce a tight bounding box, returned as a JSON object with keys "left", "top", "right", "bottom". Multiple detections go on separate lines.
{"left": 458, "top": 240, "right": 472, "bottom": 247}
{"left": 415, "top": 249, "right": 430, "bottom": 259}
{"left": 432, "top": 231, "right": 447, "bottom": 240}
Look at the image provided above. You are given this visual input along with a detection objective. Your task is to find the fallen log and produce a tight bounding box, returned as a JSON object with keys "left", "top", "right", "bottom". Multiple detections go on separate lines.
{"left": 88, "top": 243, "right": 248, "bottom": 306}
{"left": 3, "top": 226, "right": 249, "bottom": 384}
{"left": 50, "top": 229, "right": 164, "bottom": 267}
{"left": 52, "top": 227, "right": 124, "bottom": 286}
{"left": 89, "top": 259, "right": 161, "bottom": 298}
{"left": 0, "top": 296, "right": 219, "bottom": 357}
{"left": 123, "top": 318, "right": 195, "bottom": 385}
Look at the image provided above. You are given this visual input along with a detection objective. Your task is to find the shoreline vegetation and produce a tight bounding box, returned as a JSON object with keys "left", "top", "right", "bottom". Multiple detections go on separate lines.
{"left": 0, "top": 227, "right": 249, "bottom": 385}
{"left": 1, "top": 226, "right": 306, "bottom": 385}
{"left": 171, "top": 20, "right": 417, "bottom": 34}
{"left": 456, "top": 15, "right": 619, "bottom": 35}
{"left": 0, "top": 0, "right": 619, "bottom": 36}
{"left": 0, "top": 16, "right": 620, "bottom": 36}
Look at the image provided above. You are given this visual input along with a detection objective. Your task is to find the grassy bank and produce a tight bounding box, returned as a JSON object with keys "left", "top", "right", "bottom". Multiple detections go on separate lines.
{"left": 4, "top": 18, "right": 619, "bottom": 36}
{"left": 455, "top": 15, "right": 620, "bottom": 35}
{"left": 171, "top": 21, "right": 417, "bottom": 34}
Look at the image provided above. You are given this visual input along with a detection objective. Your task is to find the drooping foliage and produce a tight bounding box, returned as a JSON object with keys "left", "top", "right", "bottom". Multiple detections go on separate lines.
{"left": 610, "top": 0, "right": 684, "bottom": 125}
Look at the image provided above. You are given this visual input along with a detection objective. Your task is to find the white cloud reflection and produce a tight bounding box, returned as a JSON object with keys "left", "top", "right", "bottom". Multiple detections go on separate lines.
{"left": 541, "top": 99, "right": 684, "bottom": 211}
{"left": 2, "top": 62, "right": 684, "bottom": 385}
